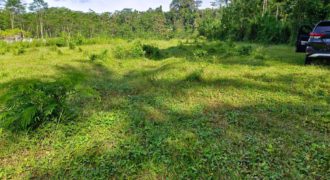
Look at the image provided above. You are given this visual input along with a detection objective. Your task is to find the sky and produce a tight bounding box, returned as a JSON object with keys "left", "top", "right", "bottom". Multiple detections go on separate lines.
{"left": 24, "top": 0, "right": 214, "bottom": 13}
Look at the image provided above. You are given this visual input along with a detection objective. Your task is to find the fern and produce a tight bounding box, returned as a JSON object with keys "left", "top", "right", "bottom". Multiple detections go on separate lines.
{"left": 0, "top": 80, "right": 77, "bottom": 131}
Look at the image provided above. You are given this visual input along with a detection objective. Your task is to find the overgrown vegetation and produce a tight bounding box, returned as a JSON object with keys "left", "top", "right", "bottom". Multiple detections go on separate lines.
{"left": 0, "top": 0, "right": 329, "bottom": 42}
{"left": 0, "top": 0, "right": 329, "bottom": 178}
{"left": 0, "top": 40, "right": 329, "bottom": 178}
{"left": 89, "top": 49, "right": 109, "bottom": 61}
{"left": 113, "top": 42, "right": 145, "bottom": 59}
{"left": 0, "top": 80, "right": 76, "bottom": 131}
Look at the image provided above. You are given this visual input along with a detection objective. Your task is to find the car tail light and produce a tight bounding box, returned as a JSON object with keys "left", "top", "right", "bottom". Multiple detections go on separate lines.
{"left": 309, "top": 32, "right": 326, "bottom": 39}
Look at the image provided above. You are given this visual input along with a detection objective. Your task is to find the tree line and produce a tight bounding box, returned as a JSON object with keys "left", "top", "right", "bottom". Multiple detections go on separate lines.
{"left": 0, "top": 0, "right": 329, "bottom": 43}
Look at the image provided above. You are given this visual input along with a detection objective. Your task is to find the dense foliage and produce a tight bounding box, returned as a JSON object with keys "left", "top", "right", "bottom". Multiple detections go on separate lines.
{"left": 199, "top": 0, "right": 330, "bottom": 43}
{"left": 0, "top": 0, "right": 329, "bottom": 43}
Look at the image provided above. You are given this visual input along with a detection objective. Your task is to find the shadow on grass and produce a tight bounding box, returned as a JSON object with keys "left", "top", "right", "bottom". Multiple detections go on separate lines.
{"left": 150, "top": 41, "right": 330, "bottom": 67}
{"left": 144, "top": 41, "right": 268, "bottom": 67}
{"left": 0, "top": 62, "right": 329, "bottom": 178}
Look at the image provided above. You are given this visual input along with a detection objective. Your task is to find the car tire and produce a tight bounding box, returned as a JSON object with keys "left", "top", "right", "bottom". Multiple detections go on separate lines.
{"left": 305, "top": 56, "right": 312, "bottom": 65}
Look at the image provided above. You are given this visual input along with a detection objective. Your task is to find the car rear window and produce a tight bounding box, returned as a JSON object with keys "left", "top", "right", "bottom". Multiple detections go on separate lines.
{"left": 314, "top": 22, "right": 330, "bottom": 33}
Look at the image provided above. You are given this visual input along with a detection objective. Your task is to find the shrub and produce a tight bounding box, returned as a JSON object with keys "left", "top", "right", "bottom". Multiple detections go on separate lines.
{"left": 235, "top": 45, "right": 253, "bottom": 56}
{"left": 89, "top": 49, "right": 108, "bottom": 61}
{"left": 0, "top": 80, "right": 77, "bottom": 131}
{"left": 142, "top": 44, "right": 162, "bottom": 59}
{"left": 69, "top": 42, "right": 76, "bottom": 50}
{"left": 226, "top": 40, "right": 236, "bottom": 48}
{"left": 130, "top": 42, "right": 145, "bottom": 58}
{"left": 13, "top": 47, "right": 25, "bottom": 55}
{"left": 0, "top": 29, "right": 31, "bottom": 39}
{"left": 0, "top": 45, "right": 9, "bottom": 55}
{"left": 57, "top": 49, "right": 64, "bottom": 55}
{"left": 0, "top": 49, "right": 6, "bottom": 55}
{"left": 206, "top": 46, "right": 218, "bottom": 54}
{"left": 252, "top": 47, "right": 266, "bottom": 60}
{"left": 49, "top": 46, "right": 63, "bottom": 55}
{"left": 46, "top": 38, "right": 67, "bottom": 47}
{"left": 113, "top": 42, "right": 145, "bottom": 59}
{"left": 73, "top": 35, "right": 85, "bottom": 45}
{"left": 193, "top": 49, "right": 208, "bottom": 58}
{"left": 178, "top": 41, "right": 186, "bottom": 50}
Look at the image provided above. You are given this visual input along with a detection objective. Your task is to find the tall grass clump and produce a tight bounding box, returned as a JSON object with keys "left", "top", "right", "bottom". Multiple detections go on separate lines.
{"left": 49, "top": 46, "right": 64, "bottom": 55}
{"left": 69, "top": 42, "right": 76, "bottom": 50}
{"left": 193, "top": 49, "right": 208, "bottom": 58}
{"left": 13, "top": 46, "right": 26, "bottom": 55}
{"left": 114, "top": 41, "right": 145, "bottom": 59}
{"left": 46, "top": 38, "right": 67, "bottom": 47}
{"left": 252, "top": 47, "right": 266, "bottom": 60}
{"left": 0, "top": 44, "right": 9, "bottom": 55}
{"left": 235, "top": 45, "right": 253, "bottom": 56}
{"left": 89, "top": 49, "right": 108, "bottom": 61}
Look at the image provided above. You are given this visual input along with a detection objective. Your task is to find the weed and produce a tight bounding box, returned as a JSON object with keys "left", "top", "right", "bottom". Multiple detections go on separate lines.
{"left": 0, "top": 80, "right": 76, "bottom": 131}
{"left": 13, "top": 47, "right": 25, "bottom": 55}
{"left": 45, "top": 38, "right": 68, "bottom": 47}
{"left": 252, "top": 47, "right": 266, "bottom": 60}
{"left": 69, "top": 42, "right": 76, "bottom": 50}
{"left": 114, "top": 42, "right": 145, "bottom": 59}
{"left": 193, "top": 49, "right": 208, "bottom": 58}
{"left": 0, "top": 48, "right": 7, "bottom": 55}
{"left": 235, "top": 45, "right": 253, "bottom": 56}
{"left": 89, "top": 49, "right": 108, "bottom": 61}
{"left": 57, "top": 49, "right": 64, "bottom": 55}
{"left": 142, "top": 44, "right": 162, "bottom": 59}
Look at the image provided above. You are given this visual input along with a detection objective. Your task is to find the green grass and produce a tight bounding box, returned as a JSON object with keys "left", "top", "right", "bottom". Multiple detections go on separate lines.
{"left": 0, "top": 39, "right": 329, "bottom": 179}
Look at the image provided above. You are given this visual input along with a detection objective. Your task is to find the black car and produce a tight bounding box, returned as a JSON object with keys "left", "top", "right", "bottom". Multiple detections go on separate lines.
{"left": 296, "top": 21, "right": 330, "bottom": 64}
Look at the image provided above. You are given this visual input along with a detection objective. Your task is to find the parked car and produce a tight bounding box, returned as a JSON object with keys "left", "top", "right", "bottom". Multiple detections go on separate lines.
{"left": 296, "top": 21, "right": 330, "bottom": 64}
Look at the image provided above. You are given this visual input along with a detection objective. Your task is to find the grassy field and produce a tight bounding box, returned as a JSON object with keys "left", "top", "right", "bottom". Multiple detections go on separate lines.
{"left": 0, "top": 39, "right": 329, "bottom": 179}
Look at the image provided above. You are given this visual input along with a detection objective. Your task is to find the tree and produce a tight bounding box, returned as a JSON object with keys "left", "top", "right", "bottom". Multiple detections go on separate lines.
{"left": 170, "top": 0, "right": 201, "bottom": 31}
{"left": 29, "top": 0, "right": 48, "bottom": 38}
{"left": 4, "top": 0, "right": 25, "bottom": 29}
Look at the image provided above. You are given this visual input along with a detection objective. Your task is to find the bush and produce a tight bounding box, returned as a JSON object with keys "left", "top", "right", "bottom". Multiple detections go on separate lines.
{"left": 142, "top": 44, "right": 162, "bottom": 59}
{"left": 113, "top": 42, "right": 145, "bottom": 59}
{"left": 252, "top": 47, "right": 266, "bottom": 60}
{"left": 0, "top": 44, "right": 9, "bottom": 55}
{"left": 0, "top": 49, "right": 6, "bottom": 55}
{"left": 46, "top": 38, "right": 67, "bottom": 47}
{"left": 49, "top": 46, "right": 63, "bottom": 55}
{"left": 13, "top": 47, "right": 26, "bottom": 55}
{"left": 89, "top": 49, "right": 108, "bottom": 61}
{"left": 235, "top": 45, "right": 253, "bottom": 56}
{"left": 0, "top": 80, "right": 77, "bottom": 131}
{"left": 0, "top": 29, "right": 31, "bottom": 39}
{"left": 193, "top": 49, "right": 208, "bottom": 58}
{"left": 69, "top": 42, "right": 76, "bottom": 50}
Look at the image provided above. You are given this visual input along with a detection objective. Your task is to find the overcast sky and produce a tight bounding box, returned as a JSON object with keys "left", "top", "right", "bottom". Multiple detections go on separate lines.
{"left": 24, "top": 0, "right": 214, "bottom": 13}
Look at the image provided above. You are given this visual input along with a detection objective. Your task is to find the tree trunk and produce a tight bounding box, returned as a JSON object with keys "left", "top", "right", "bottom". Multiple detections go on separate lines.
{"left": 262, "top": 0, "right": 268, "bottom": 16}
{"left": 40, "top": 15, "right": 44, "bottom": 39}
{"left": 276, "top": 4, "right": 279, "bottom": 20}
{"left": 10, "top": 12, "right": 15, "bottom": 29}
